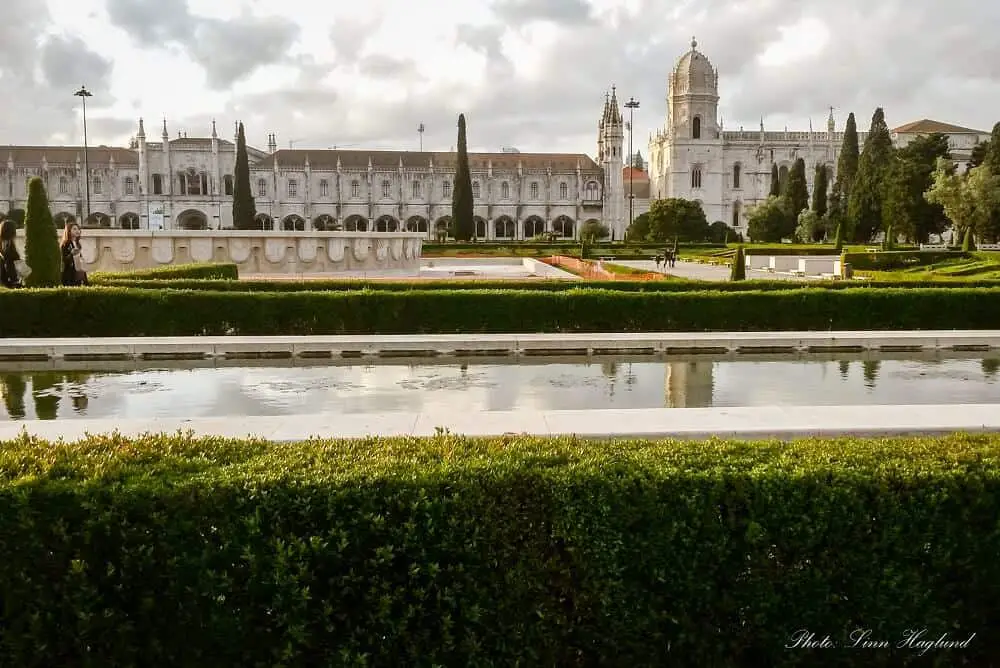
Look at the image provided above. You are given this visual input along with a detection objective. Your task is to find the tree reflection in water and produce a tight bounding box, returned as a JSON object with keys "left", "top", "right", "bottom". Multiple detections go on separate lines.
{"left": 0, "top": 372, "right": 92, "bottom": 420}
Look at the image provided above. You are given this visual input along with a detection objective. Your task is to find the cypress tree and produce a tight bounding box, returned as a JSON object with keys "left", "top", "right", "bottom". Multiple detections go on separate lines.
{"left": 984, "top": 122, "right": 1000, "bottom": 174}
{"left": 833, "top": 222, "right": 843, "bottom": 251}
{"left": 962, "top": 226, "right": 975, "bottom": 251}
{"left": 828, "top": 112, "right": 859, "bottom": 235}
{"left": 23, "top": 176, "right": 60, "bottom": 287}
{"left": 232, "top": 121, "right": 256, "bottom": 230}
{"left": 812, "top": 163, "right": 828, "bottom": 219}
{"left": 848, "top": 108, "right": 894, "bottom": 242}
{"left": 786, "top": 158, "right": 809, "bottom": 218}
{"left": 729, "top": 245, "right": 746, "bottom": 281}
{"left": 769, "top": 163, "right": 780, "bottom": 197}
{"left": 451, "top": 114, "right": 475, "bottom": 241}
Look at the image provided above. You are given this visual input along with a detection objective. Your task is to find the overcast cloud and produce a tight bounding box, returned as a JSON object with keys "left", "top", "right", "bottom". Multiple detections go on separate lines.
{"left": 1, "top": 0, "right": 998, "bottom": 155}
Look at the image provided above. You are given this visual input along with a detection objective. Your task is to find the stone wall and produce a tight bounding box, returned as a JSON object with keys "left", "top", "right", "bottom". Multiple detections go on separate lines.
{"left": 12, "top": 230, "right": 423, "bottom": 275}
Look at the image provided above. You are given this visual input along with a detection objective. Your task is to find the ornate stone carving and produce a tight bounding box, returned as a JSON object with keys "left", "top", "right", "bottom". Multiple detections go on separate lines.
{"left": 228, "top": 238, "right": 252, "bottom": 263}
{"left": 375, "top": 239, "right": 389, "bottom": 261}
{"left": 80, "top": 238, "right": 99, "bottom": 264}
{"left": 404, "top": 238, "right": 420, "bottom": 259}
{"left": 111, "top": 238, "right": 136, "bottom": 263}
{"left": 390, "top": 238, "right": 403, "bottom": 260}
{"left": 327, "top": 238, "right": 346, "bottom": 262}
{"left": 189, "top": 238, "right": 213, "bottom": 263}
{"left": 151, "top": 238, "right": 174, "bottom": 264}
{"left": 353, "top": 237, "right": 371, "bottom": 262}
{"left": 264, "top": 239, "right": 286, "bottom": 263}
{"left": 298, "top": 239, "right": 318, "bottom": 262}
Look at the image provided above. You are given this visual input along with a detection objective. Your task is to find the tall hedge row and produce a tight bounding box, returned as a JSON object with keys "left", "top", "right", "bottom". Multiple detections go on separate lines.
{"left": 3, "top": 287, "right": 1000, "bottom": 336}
{"left": 0, "top": 433, "right": 995, "bottom": 666}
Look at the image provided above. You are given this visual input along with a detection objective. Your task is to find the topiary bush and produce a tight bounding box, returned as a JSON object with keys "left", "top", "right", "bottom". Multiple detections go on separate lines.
{"left": 22, "top": 177, "right": 60, "bottom": 287}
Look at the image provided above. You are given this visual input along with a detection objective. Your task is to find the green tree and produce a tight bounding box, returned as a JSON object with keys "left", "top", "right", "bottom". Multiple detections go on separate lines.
{"left": 969, "top": 140, "right": 990, "bottom": 169}
{"left": 769, "top": 163, "right": 780, "bottom": 197}
{"left": 232, "top": 122, "right": 256, "bottom": 230}
{"left": 962, "top": 226, "right": 974, "bottom": 251}
{"left": 784, "top": 158, "right": 809, "bottom": 220}
{"left": 23, "top": 177, "right": 60, "bottom": 287}
{"left": 645, "top": 198, "right": 709, "bottom": 242}
{"left": 979, "top": 122, "right": 1000, "bottom": 242}
{"left": 812, "top": 163, "right": 829, "bottom": 219}
{"left": 451, "top": 114, "right": 475, "bottom": 241}
{"left": 795, "top": 209, "right": 821, "bottom": 243}
{"left": 925, "top": 159, "right": 1000, "bottom": 243}
{"left": 984, "top": 122, "right": 1000, "bottom": 173}
{"left": 828, "top": 112, "right": 859, "bottom": 237}
{"left": 882, "top": 133, "right": 950, "bottom": 243}
{"left": 746, "top": 196, "right": 788, "bottom": 243}
{"left": 848, "top": 107, "right": 894, "bottom": 242}
{"left": 626, "top": 212, "right": 650, "bottom": 240}
{"left": 729, "top": 245, "right": 746, "bottom": 281}
{"left": 833, "top": 221, "right": 843, "bottom": 251}
{"left": 580, "top": 220, "right": 609, "bottom": 243}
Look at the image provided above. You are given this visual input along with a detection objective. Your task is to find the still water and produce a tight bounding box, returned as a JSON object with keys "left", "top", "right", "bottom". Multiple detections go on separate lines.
{"left": 1, "top": 354, "right": 999, "bottom": 421}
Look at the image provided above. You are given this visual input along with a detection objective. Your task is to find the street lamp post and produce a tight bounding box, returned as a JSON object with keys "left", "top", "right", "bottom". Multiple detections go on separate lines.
{"left": 624, "top": 97, "right": 640, "bottom": 233}
{"left": 74, "top": 86, "right": 93, "bottom": 224}
{"left": 418, "top": 123, "right": 425, "bottom": 152}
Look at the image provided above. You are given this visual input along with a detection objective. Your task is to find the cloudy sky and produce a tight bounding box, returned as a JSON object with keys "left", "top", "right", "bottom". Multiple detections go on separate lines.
{"left": 2, "top": 0, "right": 998, "bottom": 157}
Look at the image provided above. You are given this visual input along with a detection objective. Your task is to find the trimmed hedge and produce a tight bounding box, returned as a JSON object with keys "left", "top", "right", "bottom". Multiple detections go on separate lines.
{"left": 4, "top": 286, "right": 1000, "bottom": 335}
{"left": 91, "top": 262, "right": 239, "bottom": 282}
{"left": 91, "top": 277, "right": 1000, "bottom": 292}
{"left": 842, "top": 251, "right": 964, "bottom": 271}
{"left": 0, "top": 433, "right": 995, "bottom": 666}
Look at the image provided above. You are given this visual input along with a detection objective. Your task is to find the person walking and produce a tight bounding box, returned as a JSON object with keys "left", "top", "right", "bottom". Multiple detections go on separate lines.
{"left": 0, "top": 219, "right": 24, "bottom": 288}
{"left": 60, "top": 222, "right": 89, "bottom": 286}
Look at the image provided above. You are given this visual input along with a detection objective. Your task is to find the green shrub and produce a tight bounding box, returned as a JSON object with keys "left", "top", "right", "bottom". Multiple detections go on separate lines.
{"left": 0, "top": 432, "right": 995, "bottom": 666}
{"left": 91, "top": 262, "right": 239, "bottom": 282}
{"left": 4, "top": 286, "right": 1000, "bottom": 335}
{"left": 841, "top": 250, "right": 964, "bottom": 271}
{"left": 730, "top": 246, "right": 746, "bottom": 281}
{"left": 22, "top": 177, "right": 60, "bottom": 287}
{"left": 90, "top": 277, "right": 1000, "bottom": 292}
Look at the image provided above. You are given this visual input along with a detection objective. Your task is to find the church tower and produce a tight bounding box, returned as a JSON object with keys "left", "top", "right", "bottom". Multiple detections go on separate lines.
{"left": 598, "top": 87, "right": 626, "bottom": 239}
{"left": 667, "top": 37, "right": 720, "bottom": 141}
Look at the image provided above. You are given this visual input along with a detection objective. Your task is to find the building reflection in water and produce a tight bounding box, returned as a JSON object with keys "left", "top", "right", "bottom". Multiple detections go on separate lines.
{"left": 0, "top": 372, "right": 93, "bottom": 420}
{"left": 664, "top": 361, "right": 715, "bottom": 408}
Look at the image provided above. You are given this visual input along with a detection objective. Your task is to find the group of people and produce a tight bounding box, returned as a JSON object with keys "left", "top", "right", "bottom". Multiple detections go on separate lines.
{"left": 654, "top": 249, "right": 677, "bottom": 270}
{"left": 0, "top": 221, "right": 89, "bottom": 288}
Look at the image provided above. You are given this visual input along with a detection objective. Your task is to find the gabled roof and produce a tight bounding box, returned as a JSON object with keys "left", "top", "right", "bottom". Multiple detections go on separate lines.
{"left": 623, "top": 167, "right": 649, "bottom": 181}
{"left": 1, "top": 145, "right": 139, "bottom": 166}
{"left": 892, "top": 119, "right": 986, "bottom": 135}
{"left": 255, "top": 149, "right": 601, "bottom": 172}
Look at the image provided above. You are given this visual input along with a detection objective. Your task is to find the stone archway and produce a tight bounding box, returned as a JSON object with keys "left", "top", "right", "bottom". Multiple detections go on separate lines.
{"left": 343, "top": 214, "right": 368, "bottom": 232}
{"left": 473, "top": 216, "right": 487, "bottom": 240}
{"left": 405, "top": 215, "right": 428, "bottom": 233}
{"left": 176, "top": 209, "right": 208, "bottom": 230}
{"left": 54, "top": 212, "right": 76, "bottom": 229}
{"left": 86, "top": 212, "right": 111, "bottom": 227}
{"left": 281, "top": 214, "right": 306, "bottom": 231}
{"left": 552, "top": 215, "right": 575, "bottom": 238}
{"left": 119, "top": 212, "right": 140, "bottom": 229}
{"left": 434, "top": 216, "right": 452, "bottom": 241}
{"left": 254, "top": 213, "right": 274, "bottom": 230}
{"left": 313, "top": 213, "right": 338, "bottom": 230}
{"left": 523, "top": 215, "right": 545, "bottom": 239}
{"left": 375, "top": 215, "right": 399, "bottom": 232}
{"left": 493, "top": 215, "right": 515, "bottom": 239}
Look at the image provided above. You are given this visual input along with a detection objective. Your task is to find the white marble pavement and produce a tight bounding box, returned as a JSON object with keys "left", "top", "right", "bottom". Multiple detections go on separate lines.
{"left": 3, "top": 404, "right": 1000, "bottom": 442}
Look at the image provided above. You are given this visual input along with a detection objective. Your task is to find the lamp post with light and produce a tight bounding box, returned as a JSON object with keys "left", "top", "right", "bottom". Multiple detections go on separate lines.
{"left": 74, "top": 86, "right": 92, "bottom": 224}
{"left": 624, "top": 97, "right": 640, "bottom": 232}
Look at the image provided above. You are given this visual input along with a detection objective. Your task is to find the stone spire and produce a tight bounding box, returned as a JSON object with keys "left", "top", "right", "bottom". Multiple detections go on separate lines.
{"left": 137, "top": 118, "right": 145, "bottom": 139}
{"left": 211, "top": 119, "right": 217, "bottom": 139}
{"left": 162, "top": 118, "right": 168, "bottom": 140}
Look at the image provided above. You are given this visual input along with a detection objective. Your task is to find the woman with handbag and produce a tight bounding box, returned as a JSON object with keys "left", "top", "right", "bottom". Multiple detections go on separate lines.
{"left": 61, "top": 222, "right": 88, "bottom": 286}
{"left": 0, "top": 219, "right": 25, "bottom": 288}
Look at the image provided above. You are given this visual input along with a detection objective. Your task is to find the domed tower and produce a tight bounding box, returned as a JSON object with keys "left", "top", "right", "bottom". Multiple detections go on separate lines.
{"left": 667, "top": 37, "right": 720, "bottom": 140}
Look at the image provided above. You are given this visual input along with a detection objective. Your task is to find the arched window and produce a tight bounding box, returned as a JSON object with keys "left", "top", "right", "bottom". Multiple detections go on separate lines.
{"left": 351, "top": 180, "right": 360, "bottom": 198}
{"left": 530, "top": 182, "right": 539, "bottom": 199}
{"left": 691, "top": 166, "right": 702, "bottom": 189}
{"left": 92, "top": 175, "right": 103, "bottom": 194}
{"left": 58, "top": 176, "right": 68, "bottom": 194}
{"left": 257, "top": 178, "right": 267, "bottom": 197}
{"left": 443, "top": 181, "right": 451, "bottom": 198}
{"left": 223, "top": 174, "right": 234, "bottom": 196}
{"left": 412, "top": 180, "right": 420, "bottom": 198}
{"left": 472, "top": 181, "right": 481, "bottom": 198}
{"left": 732, "top": 201, "right": 741, "bottom": 227}
{"left": 733, "top": 163, "right": 741, "bottom": 189}
{"left": 584, "top": 181, "right": 600, "bottom": 200}
{"left": 692, "top": 116, "right": 701, "bottom": 139}
{"left": 559, "top": 182, "right": 568, "bottom": 199}
{"left": 381, "top": 180, "right": 392, "bottom": 198}
{"left": 501, "top": 181, "right": 510, "bottom": 199}
{"left": 124, "top": 176, "right": 135, "bottom": 195}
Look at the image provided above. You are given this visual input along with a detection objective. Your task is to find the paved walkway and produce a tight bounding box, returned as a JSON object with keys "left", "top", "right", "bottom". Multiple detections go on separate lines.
{"left": 615, "top": 260, "right": 821, "bottom": 282}
{"left": 1, "top": 331, "right": 998, "bottom": 359}
{"left": 3, "top": 404, "right": 999, "bottom": 442}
